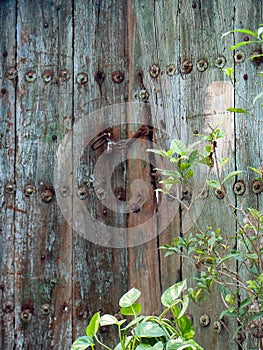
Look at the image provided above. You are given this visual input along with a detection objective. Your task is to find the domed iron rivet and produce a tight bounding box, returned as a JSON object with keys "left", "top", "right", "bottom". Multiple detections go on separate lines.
{"left": 78, "top": 184, "right": 88, "bottom": 200}
{"left": 114, "top": 187, "right": 126, "bottom": 201}
{"left": 182, "top": 60, "right": 193, "bottom": 74}
{"left": 24, "top": 184, "right": 36, "bottom": 197}
{"left": 197, "top": 59, "right": 208, "bottom": 72}
{"left": 199, "top": 313, "right": 210, "bottom": 327}
{"left": 251, "top": 179, "right": 263, "bottom": 194}
{"left": 40, "top": 303, "right": 50, "bottom": 315}
{"left": 40, "top": 186, "right": 55, "bottom": 203}
{"left": 213, "top": 320, "right": 223, "bottom": 334}
{"left": 76, "top": 72, "right": 88, "bottom": 85}
{"left": 233, "top": 180, "right": 246, "bottom": 196}
{"left": 59, "top": 186, "right": 70, "bottom": 198}
{"left": 112, "top": 71, "right": 124, "bottom": 83}
{"left": 166, "top": 64, "right": 176, "bottom": 76}
{"left": 25, "top": 70, "right": 37, "bottom": 82}
{"left": 139, "top": 89, "right": 149, "bottom": 102}
{"left": 59, "top": 69, "right": 70, "bottom": 81}
{"left": 215, "top": 188, "right": 225, "bottom": 199}
{"left": 149, "top": 64, "right": 160, "bottom": 78}
{"left": 234, "top": 50, "right": 245, "bottom": 63}
{"left": 95, "top": 187, "right": 106, "bottom": 201}
{"left": 215, "top": 56, "right": 226, "bottom": 69}
{"left": 6, "top": 67, "right": 17, "bottom": 80}
{"left": 251, "top": 49, "right": 262, "bottom": 65}
{"left": 20, "top": 310, "right": 32, "bottom": 323}
{"left": 42, "top": 70, "right": 53, "bottom": 83}
{"left": 5, "top": 182, "right": 16, "bottom": 194}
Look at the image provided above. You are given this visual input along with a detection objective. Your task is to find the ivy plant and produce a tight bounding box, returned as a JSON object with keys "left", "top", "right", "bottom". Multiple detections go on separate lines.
{"left": 71, "top": 280, "right": 203, "bottom": 350}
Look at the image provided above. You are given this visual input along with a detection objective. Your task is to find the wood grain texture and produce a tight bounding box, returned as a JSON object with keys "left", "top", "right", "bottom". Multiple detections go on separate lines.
{"left": 0, "top": 1, "right": 16, "bottom": 349}
{"left": 0, "top": 1, "right": 262, "bottom": 349}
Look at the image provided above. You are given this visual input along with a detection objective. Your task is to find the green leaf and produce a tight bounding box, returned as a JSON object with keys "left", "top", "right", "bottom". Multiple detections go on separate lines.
{"left": 123, "top": 316, "right": 145, "bottom": 330}
{"left": 222, "top": 170, "right": 242, "bottom": 184}
{"left": 119, "top": 288, "right": 141, "bottom": 308}
{"left": 71, "top": 336, "right": 95, "bottom": 350}
{"left": 170, "top": 139, "right": 187, "bottom": 156}
{"left": 114, "top": 336, "right": 133, "bottom": 350}
{"left": 222, "top": 29, "right": 258, "bottom": 38}
{"left": 153, "top": 341, "right": 164, "bottom": 350}
{"left": 253, "top": 91, "right": 263, "bottom": 105}
{"left": 146, "top": 149, "right": 170, "bottom": 158}
{"left": 134, "top": 322, "right": 166, "bottom": 338}
{"left": 178, "top": 295, "right": 189, "bottom": 319}
{"left": 222, "top": 67, "right": 234, "bottom": 78}
{"left": 246, "top": 253, "right": 259, "bottom": 260}
{"left": 239, "top": 296, "right": 254, "bottom": 309}
{"left": 86, "top": 312, "right": 100, "bottom": 337}
{"left": 166, "top": 338, "right": 203, "bottom": 350}
{"left": 100, "top": 314, "right": 119, "bottom": 326}
{"left": 135, "top": 345, "right": 152, "bottom": 350}
{"left": 226, "top": 107, "right": 250, "bottom": 114}
{"left": 161, "top": 280, "right": 187, "bottom": 307}
{"left": 188, "top": 150, "right": 201, "bottom": 164}
{"left": 120, "top": 303, "right": 142, "bottom": 316}
{"left": 207, "top": 180, "right": 221, "bottom": 191}
{"left": 248, "top": 166, "right": 263, "bottom": 176}
{"left": 230, "top": 40, "right": 259, "bottom": 50}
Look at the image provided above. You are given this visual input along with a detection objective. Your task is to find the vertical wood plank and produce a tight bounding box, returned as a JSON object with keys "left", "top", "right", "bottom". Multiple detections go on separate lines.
{"left": 175, "top": 1, "right": 238, "bottom": 349}
{"left": 0, "top": 1, "right": 16, "bottom": 349}
{"left": 72, "top": 0, "right": 129, "bottom": 343}
{"left": 14, "top": 1, "right": 73, "bottom": 348}
{"left": 234, "top": 2, "right": 263, "bottom": 348}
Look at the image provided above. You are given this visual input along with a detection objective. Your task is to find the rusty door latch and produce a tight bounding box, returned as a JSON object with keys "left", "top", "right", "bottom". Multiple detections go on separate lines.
{"left": 91, "top": 125, "right": 150, "bottom": 151}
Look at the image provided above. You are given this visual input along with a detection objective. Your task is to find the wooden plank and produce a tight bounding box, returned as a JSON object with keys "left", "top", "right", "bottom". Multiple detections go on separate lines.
{"left": 72, "top": 0, "right": 130, "bottom": 344}
{"left": 234, "top": 2, "right": 263, "bottom": 349}
{"left": 14, "top": 1, "right": 73, "bottom": 349}
{"left": 0, "top": 1, "right": 16, "bottom": 349}
{"left": 176, "top": 1, "right": 238, "bottom": 349}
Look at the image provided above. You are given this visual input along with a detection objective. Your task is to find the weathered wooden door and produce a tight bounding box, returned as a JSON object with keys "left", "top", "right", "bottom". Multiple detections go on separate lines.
{"left": 1, "top": 0, "right": 262, "bottom": 349}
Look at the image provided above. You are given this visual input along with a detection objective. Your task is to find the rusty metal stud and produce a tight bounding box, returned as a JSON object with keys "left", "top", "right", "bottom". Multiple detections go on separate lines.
{"left": 102, "top": 208, "right": 107, "bottom": 216}
{"left": 3, "top": 50, "right": 8, "bottom": 57}
{"left": 213, "top": 320, "right": 223, "bottom": 334}
{"left": 215, "top": 188, "right": 225, "bottom": 199}
{"left": 251, "top": 49, "right": 262, "bottom": 65}
{"left": 166, "top": 64, "right": 176, "bottom": 76}
{"left": 3, "top": 300, "right": 14, "bottom": 313}
{"left": 1, "top": 88, "right": 7, "bottom": 94}
{"left": 20, "top": 310, "right": 32, "bottom": 323}
{"left": 233, "top": 180, "right": 246, "bottom": 196}
{"left": 6, "top": 67, "right": 17, "bottom": 80}
{"left": 59, "top": 69, "right": 70, "bottom": 81}
{"left": 95, "top": 187, "right": 106, "bottom": 201}
{"left": 236, "top": 331, "right": 246, "bottom": 344}
{"left": 197, "top": 59, "right": 208, "bottom": 72}
{"left": 149, "top": 64, "right": 160, "bottom": 78}
{"left": 59, "top": 186, "right": 69, "bottom": 198}
{"left": 234, "top": 50, "right": 245, "bottom": 63}
{"left": 112, "top": 71, "right": 124, "bottom": 83}
{"left": 251, "top": 179, "right": 263, "bottom": 194}
{"left": 199, "top": 313, "right": 210, "bottom": 327}
{"left": 182, "top": 60, "right": 193, "bottom": 74}
{"left": 215, "top": 56, "right": 226, "bottom": 69}
{"left": 76, "top": 72, "right": 88, "bottom": 85}
{"left": 25, "top": 70, "right": 37, "bottom": 82}
{"left": 5, "top": 182, "right": 16, "bottom": 194}
{"left": 42, "top": 70, "right": 53, "bottom": 83}
{"left": 40, "top": 186, "right": 55, "bottom": 203}
{"left": 139, "top": 89, "right": 149, "bottom": 102}
{"left": 114, "top": 187, "right": 126, "bottom": 201}
{"left": 40, "top": 303, "right": 50, "bottom": 315}
{"left": 24, "top": 184, "right": 36, "bottom": 197}
{"left": 44, "top": 22, "right": 49, "bottom": 28}
{"left": 78, "top": 184, "right": 88, "bottom": 200}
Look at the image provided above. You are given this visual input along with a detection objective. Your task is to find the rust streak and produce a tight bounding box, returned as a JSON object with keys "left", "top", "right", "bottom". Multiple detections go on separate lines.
{"left": 7, "top": 206, "right": 27, "bottom": 214}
